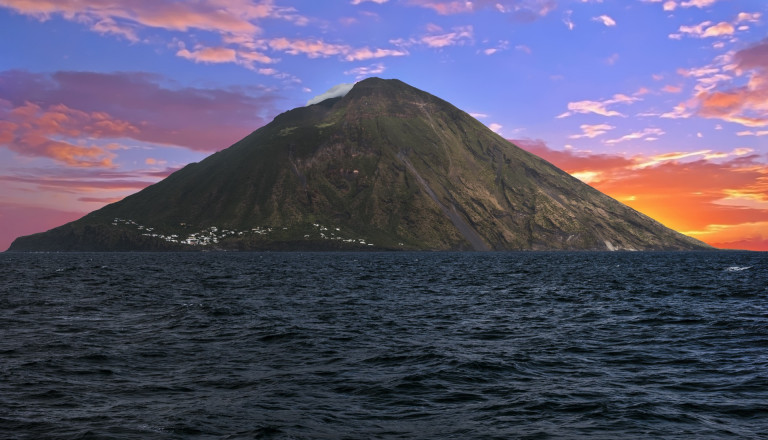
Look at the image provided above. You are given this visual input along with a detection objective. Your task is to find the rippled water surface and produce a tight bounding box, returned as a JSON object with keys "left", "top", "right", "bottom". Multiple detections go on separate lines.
{"left": 1, "top": 251, "right": 767, "bottom": 439}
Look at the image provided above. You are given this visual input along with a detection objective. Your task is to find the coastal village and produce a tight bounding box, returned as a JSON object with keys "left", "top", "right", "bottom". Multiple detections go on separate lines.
{"left": 110, "top": 218, "right": 376, "bottom": 248}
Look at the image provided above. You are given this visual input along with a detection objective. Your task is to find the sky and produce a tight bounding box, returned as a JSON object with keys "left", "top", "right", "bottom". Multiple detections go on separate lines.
{"left": 0, "top": 0, "right": 766, "bottom": 251}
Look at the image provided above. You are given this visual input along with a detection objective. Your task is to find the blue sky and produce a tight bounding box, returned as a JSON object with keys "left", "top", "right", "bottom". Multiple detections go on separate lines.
{"left": 1, "top": 0, "right": 767, "bottom": 250}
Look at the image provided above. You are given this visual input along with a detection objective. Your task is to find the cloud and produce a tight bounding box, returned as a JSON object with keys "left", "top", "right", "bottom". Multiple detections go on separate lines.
{"left": 736, "top": 130, "right": 768, "bottom": 136}
{"left": 557, "top": 93, "right": 641, "bottom": 118}
{"left": 568, "top": 123, "right": 615, "bottom": 139}
{"left": 344, "top": 63, "right": 386, "bottom": 79}
{"left": 693, "top": 39, "right": 768, "bottom": 127}
{"left": 351, "top": 0, "right": 389, "bottom": 4}
{"left": 563, "top": 10, "right": 575, "bottom": 30}
{"left": 655, "top": 0, "right": 722, "bottom": 10}
{"left": 405, "top": 0, "right": 556, "bottom": 19}
{"left": 702, "top": 22, "right": 735, "bottom": 38}
{"left": 736, "top": 12, "right": 762, "bottom": 24}
{"left": 670, "top": 21, "right": 732, "bottom": 39}
{"left": 267, "top": 37, "right": 407, "bottom": 61}
{"left": 592, "top": 15, "right": 616, "bottom": 27}
{"left": 0, "top": 163, "right": 187, "bottom": 249}
{"left": 680, "top": 0, "right": 719, "bottom": 8}
{"left": 605, "top": 128, "right": 665, "bottom": 145}
{"left": 0, "top": 0, "right": 295, "bottom": 40}
{"left": 662, "top": 84, "right": 683, "bottom": 93}
{"left": 176, "top": 45, "right": 238, "bottom": 64}
{"left": 90, "top": 17, "right": 139, "bottom": 42}
{"left": 513, "top": 139, "right": 635, "bottom": 180}
{"left": 307, "top": 83, "right": 356, "bottom": 106}
{"left": 515, "top": 44, "right": 531, "bottom": 54}
{"left": 394, "top": 25, "right": 474, "bottom": 50}
{"left": 267, "top": 37, "right": 348, "bottom": 58}
{"left": 669, "top": 13, "right": 755, "bottom": 40}
{"left": 0, "top": 0, "right": 310, "bottom": 71}
{"left": 513, "top": 139, "right": 768, "bottom": 249}
{"left": 419, "top": 25, "right": 473, "bottom": 48}
{"left": 0, "top": 70, "right": 283, "bottom": 153}
{"left": 0, "top": 100, "right": 134, "bottom": 167}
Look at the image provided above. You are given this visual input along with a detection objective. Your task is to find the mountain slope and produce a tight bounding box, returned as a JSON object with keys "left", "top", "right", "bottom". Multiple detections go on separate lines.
{"left": 8, "top": 78, "right": 712, "bottom": 251}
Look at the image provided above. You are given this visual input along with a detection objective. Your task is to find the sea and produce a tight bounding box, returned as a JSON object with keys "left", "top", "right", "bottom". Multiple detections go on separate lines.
{"left": 1, "top": 251, "right": 767, "bottom": 439}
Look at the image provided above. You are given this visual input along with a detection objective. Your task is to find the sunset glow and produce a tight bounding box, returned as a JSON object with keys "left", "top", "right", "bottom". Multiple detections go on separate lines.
{"left": 1, "top": 0, "right": 766, "bottom": 250}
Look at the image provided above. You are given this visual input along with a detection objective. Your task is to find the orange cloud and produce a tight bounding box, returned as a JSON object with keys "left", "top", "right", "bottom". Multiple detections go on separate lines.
{"left": 0, "top": 101, "right": 138, "bottom": 167}
{"left": 15, "top": 134, "right": 115, "bottom": 167}
{"left": 514, "top": 139, "right": 768, "bottom": 250}
{"left": 702, "top": 22, "right": 735, "bottom": 37}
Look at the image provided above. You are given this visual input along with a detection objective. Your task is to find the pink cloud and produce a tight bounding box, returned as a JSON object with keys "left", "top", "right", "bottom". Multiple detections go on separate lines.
{"left": 592, "top": 15, "right": 616, "bottom": 27}
{"left": 680, "top": 0, "right": 719, "bottom": 8}
{"left": 0, "top": 173, "right": 154, "bottom": 192}
{"left": 90, "top": 17, "right": 139, "bottom": 42}
{"left": 0, "top": 0, "right": 306, "bottom": 70}
{"left": 405, "top": 0, "right": 556, "bottom": 19}
{"left": 176, "top": 46, "right": 238, "bottom": 64}
{"left": 557, "top": 93, "right": 641, "bottom": 118}
{"left": 0, "top": 100, "right": 136, "bottom": 166}
{"left": 0, "top": 70, "right": 282, "bottom": 152}
{"left": 344, "top": 47, "right": 409, "bottom": 61}
{"left": 694, "top": 39, "right": 768, "bottom": 127}
{"left": 0, "top": 0, "right": 286, "bottom": 35}
{"left": 77, "top": 196, "right": 125, "bottom": 203}
{"left": 407, "top": 0, "right": 473, "bottom": 14}
{"left": 267, "top": 37, "right": 407, "bottom": 61}
{"left": 419, "top": 25, "right": 473, "bottom": 48}
{"left": 268, "top": 37, "right": 348, "bottom": 58}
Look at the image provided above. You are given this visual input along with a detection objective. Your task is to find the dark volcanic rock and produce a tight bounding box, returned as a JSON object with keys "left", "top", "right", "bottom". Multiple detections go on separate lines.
{"left": 8, "top": 78, "right": 712, "bottom": 251}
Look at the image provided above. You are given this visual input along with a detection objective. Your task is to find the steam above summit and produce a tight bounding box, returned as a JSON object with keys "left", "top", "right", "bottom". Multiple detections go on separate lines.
{"left": 306, "top": 82, "right": 355, "bottom": 106}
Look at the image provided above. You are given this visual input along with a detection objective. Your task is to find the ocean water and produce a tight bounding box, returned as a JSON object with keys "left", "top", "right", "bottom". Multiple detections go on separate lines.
{"left": 1, "top": 251, "right": 767, "bottom": 439}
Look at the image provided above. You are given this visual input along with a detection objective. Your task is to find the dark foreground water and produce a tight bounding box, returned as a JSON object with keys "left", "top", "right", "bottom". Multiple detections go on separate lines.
{"left": 1, "top": 252, "right": 767, "bottom": 439}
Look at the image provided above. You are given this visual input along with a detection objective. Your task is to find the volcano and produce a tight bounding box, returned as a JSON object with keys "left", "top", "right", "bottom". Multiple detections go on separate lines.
{"left": 8, "top": 78, "right": 712, "bottom": 251}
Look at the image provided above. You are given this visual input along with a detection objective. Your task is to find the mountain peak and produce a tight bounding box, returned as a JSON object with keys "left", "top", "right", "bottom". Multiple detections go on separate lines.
{"left": 8, "top": 79, "right": 712, "bottom": 252}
